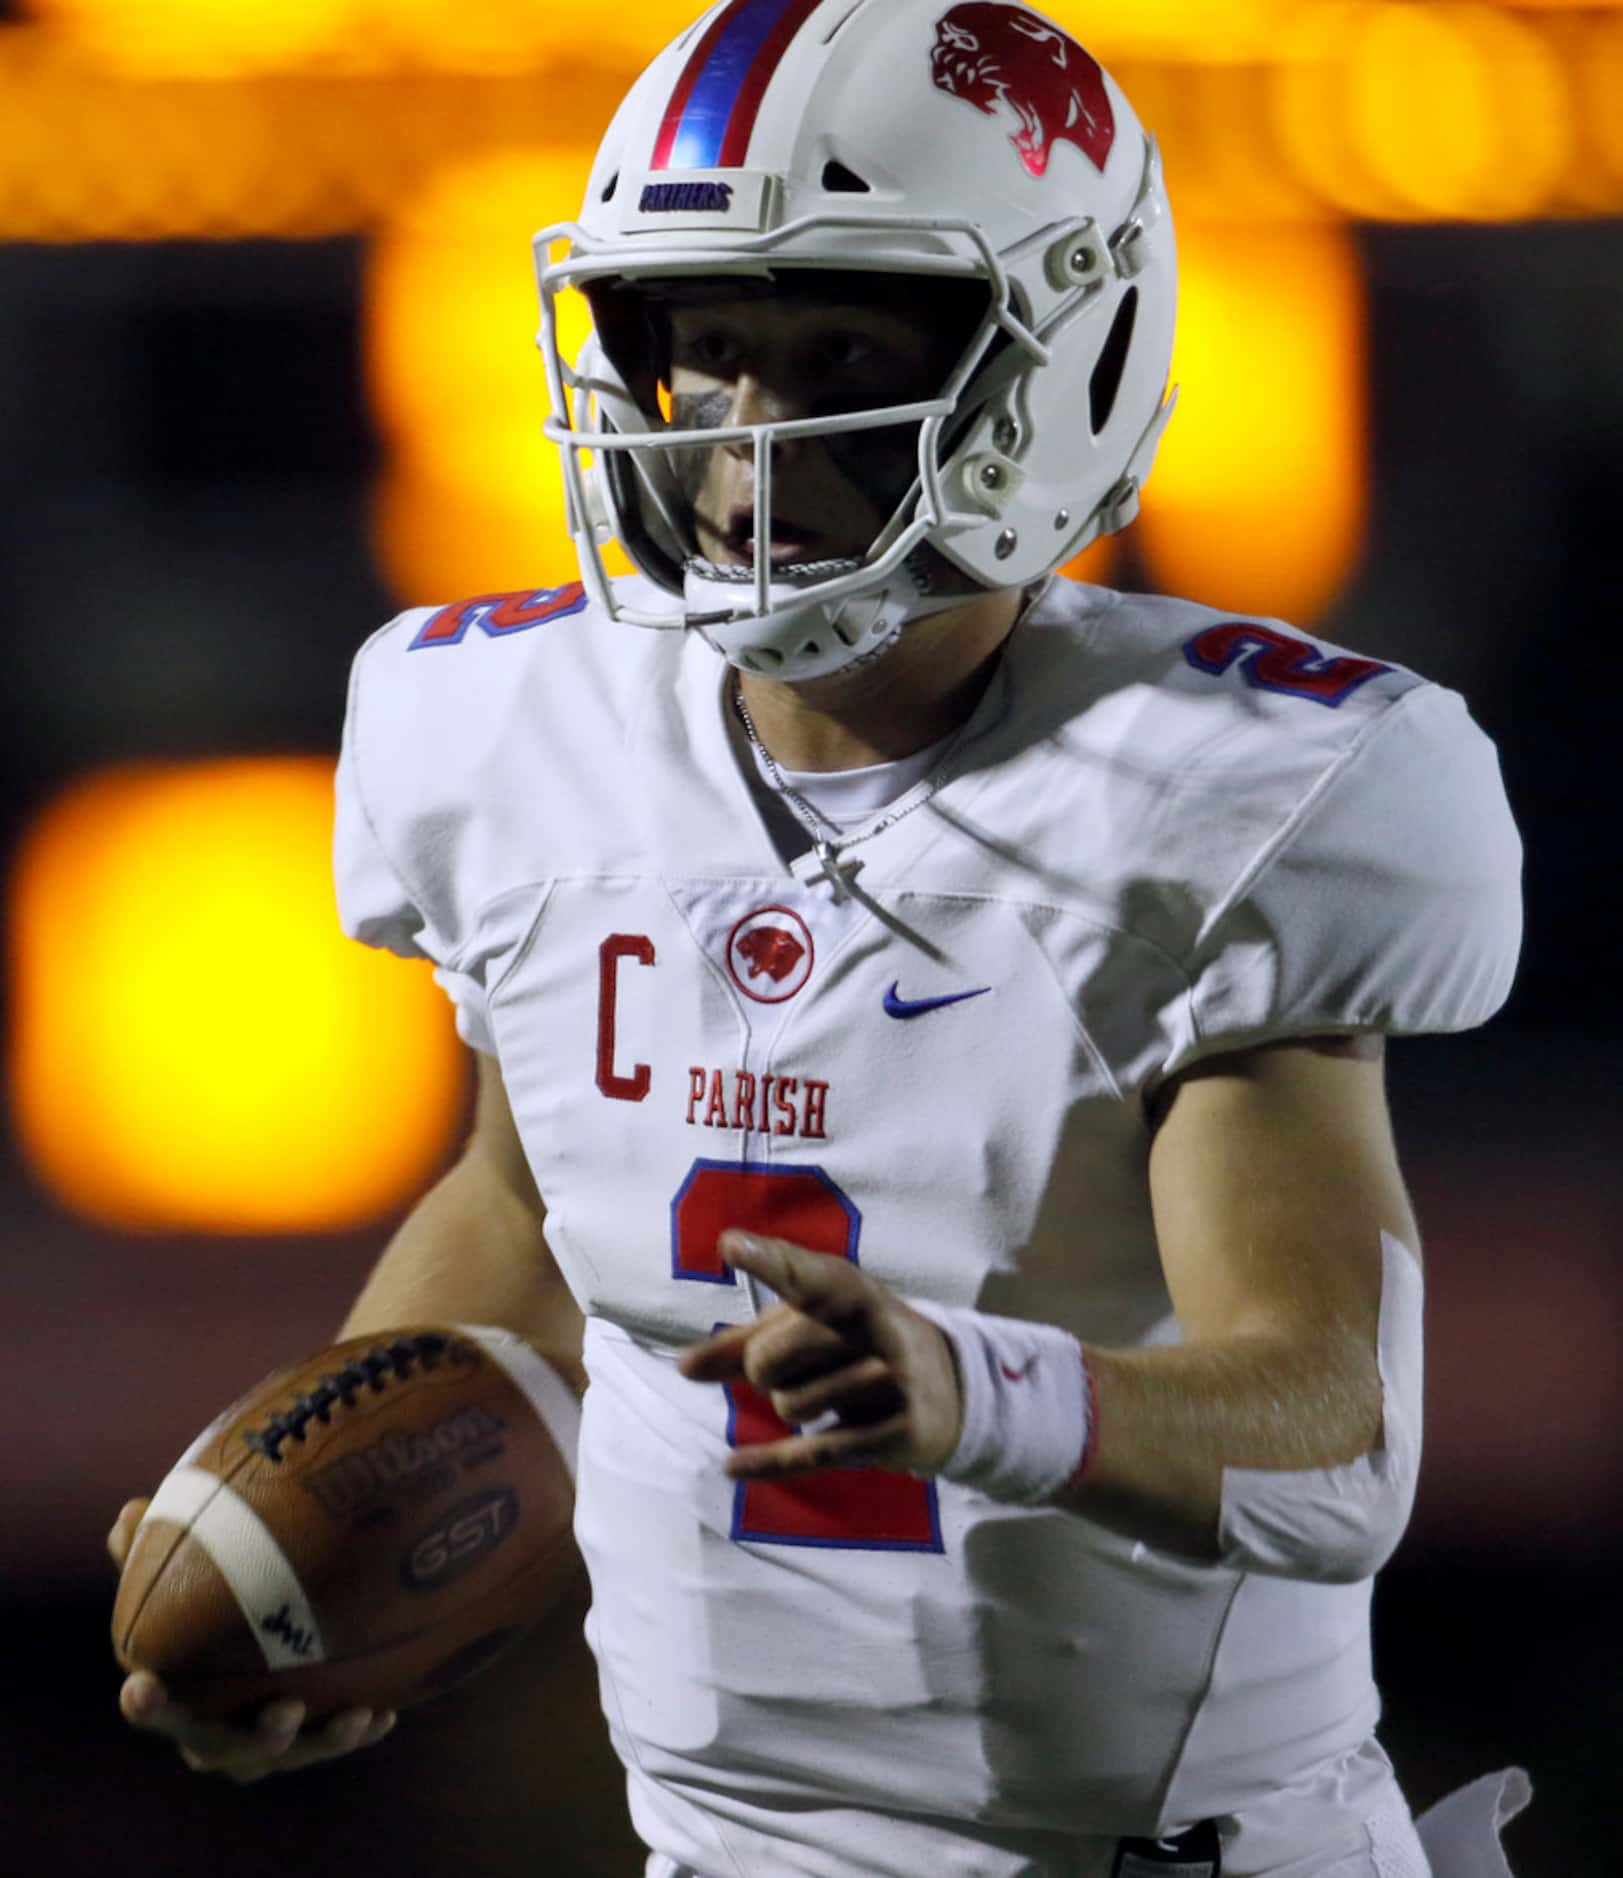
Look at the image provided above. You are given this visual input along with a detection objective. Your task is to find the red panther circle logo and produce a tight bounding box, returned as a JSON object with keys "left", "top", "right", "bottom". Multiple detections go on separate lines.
{"left": 931, "top": 4, "right": 1116, "bottom": 179}
{"left": 726, "top": 906, "right": 815, "bottom": 1005}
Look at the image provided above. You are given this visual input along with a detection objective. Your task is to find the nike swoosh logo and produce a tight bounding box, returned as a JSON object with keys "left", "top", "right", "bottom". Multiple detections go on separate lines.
{"left": 1000, "top": 1358, "right": 1037, "bottom": 1382}
{"left": 883, "top": 983, "right": 993, "bottom": 1020}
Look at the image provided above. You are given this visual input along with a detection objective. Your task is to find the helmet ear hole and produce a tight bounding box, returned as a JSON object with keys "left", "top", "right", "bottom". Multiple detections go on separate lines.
{"left": 1089, "top": 287, "right": 1139, "bottom": 436}
{"left": 821, "top": 160, "right": 872, "bottom": 194}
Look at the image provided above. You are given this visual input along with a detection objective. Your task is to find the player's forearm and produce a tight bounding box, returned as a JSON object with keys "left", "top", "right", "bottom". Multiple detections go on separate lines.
{"left": 338, "top": 1150, "right": 586, "bottom": 1394}
{"left": 1055, "top": 1330, "right": 1383, "bottom": 1562}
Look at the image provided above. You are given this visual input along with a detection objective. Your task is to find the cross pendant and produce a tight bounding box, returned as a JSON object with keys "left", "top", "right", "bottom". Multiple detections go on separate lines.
{"left": 809, "top": 839, "right": 864, "bottom": 904}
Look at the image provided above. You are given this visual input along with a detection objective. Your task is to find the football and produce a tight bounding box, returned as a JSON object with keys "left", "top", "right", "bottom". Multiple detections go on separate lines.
{"left": 112, "top": 1325, "right": 580, "bottom": 1723}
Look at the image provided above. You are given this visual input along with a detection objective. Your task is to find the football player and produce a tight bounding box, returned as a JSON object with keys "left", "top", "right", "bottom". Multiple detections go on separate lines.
{"left": 114, "top": 3, "right": 1532, "bottom": 1872}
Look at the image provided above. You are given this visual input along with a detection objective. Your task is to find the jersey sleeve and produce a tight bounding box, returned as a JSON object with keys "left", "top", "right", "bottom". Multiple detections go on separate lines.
{"left": 1162, "top": 683, "right": 1523, "bottom": 1074}
{"left": 332, "top": 629, "right": 497, "bottom": 1057}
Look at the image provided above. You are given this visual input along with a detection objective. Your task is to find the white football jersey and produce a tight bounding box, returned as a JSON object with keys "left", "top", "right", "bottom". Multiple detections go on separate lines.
{"left": 335, "top": 575, "right": 1521, "bottom": 1876}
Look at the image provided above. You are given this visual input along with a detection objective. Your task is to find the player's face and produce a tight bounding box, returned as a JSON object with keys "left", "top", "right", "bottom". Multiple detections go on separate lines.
{"left": 667, "top": 291, "right": 967, "bottom": 570}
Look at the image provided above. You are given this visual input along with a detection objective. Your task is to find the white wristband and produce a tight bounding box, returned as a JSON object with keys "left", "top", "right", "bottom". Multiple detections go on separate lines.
{"left": 454, "top": 1325, "right": 582, "bottom": 1485}
{"left": 911, "top": 1303, "right": 1095, "bottom": 1506}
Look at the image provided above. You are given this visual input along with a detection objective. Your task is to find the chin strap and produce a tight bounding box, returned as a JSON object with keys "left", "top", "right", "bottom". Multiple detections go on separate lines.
{"left": 682, "top": 556, "right": 971, "bottom": 680}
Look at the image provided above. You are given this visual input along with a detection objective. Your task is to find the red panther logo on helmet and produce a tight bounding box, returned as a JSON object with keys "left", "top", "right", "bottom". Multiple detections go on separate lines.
{"left": 931, "top": 4, "right": 1115, "bottom": 179}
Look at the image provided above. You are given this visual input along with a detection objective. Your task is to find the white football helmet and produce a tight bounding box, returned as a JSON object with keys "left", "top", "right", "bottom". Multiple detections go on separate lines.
{"left": 535, "top": 0, "right": 1177, "bottom": 681}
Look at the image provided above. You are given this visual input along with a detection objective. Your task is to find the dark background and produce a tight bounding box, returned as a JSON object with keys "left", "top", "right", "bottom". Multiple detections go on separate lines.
{"left": 0, "top": 73, "right": 1617, "bottom": 1878}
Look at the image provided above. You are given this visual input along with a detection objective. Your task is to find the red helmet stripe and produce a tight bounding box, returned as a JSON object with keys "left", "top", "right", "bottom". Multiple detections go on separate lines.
{"left": 651, "top": 3, "right": 740, "bottom": 171}
{"left": 717, "top": 0, "right": 824, "bottom": 167}
{"left": 651, "top": 0, "right": 824, "bottom": 172}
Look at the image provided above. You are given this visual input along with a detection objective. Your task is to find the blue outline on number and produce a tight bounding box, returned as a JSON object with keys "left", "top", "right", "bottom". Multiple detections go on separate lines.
{"left": 1182, "top": 626, "right": 1389, "bottom": 709}
{"left": 669, "top": 1156, "right": 861, "bottom": 1285}
{"left": 407, "top": 584, "right": 588, "bottom": 650}
{"left": 724, "top": 1372, "right": 945, "bottom": 1553}
{"left": 667, "top": 1157, "right": 942, "bottom": 1555}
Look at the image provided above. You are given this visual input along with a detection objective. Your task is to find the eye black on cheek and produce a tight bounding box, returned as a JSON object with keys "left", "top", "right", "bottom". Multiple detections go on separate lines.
{"left": 669, "top": 390, "right": 736, "bottom": 504}
{"left": 671, "top": 390, "right": 734, "bottom": 433}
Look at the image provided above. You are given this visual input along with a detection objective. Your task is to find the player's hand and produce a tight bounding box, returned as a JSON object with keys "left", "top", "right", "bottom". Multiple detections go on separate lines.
{"left": 677, "top": 1233, "right": 963, "bottom": 1479}
{"left": 108, "top": 1498, "right": 395, "bottom": 1782}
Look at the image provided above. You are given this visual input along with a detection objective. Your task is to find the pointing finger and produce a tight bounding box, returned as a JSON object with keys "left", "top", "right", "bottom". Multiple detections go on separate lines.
{"left": 719, "top": 1233, "right": 866, "bottom": 1319}
{"left": 677, "top": 1321, "right": 756, "bottom": 1383}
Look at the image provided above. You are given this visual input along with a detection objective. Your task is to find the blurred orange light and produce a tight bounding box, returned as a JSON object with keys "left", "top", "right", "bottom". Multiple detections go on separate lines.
{"left": 1, "top": 15, "right": 1622, "bottom": 241}
{"left": 1580, "top": 16, "right": 1623, "bottom": 194}
{"left": 1048, "top": 0, "right": 1299, "bottom": 65}
{"left": 367, "top": 147, "right": 631, "bottom": 605}
{"left": 28, "top": 0, "right": 1623, "bottom": 86}
{"left": 1344, "top": 3, "right": 1571, "bottom": 220}
{"left": 0, "top": 41, "right": 425, "bottom": 240}
{"left": 1060, "top": 534, "right": 1121, "bottom": 589}
{"left": 1146, "top": 59, "right": 1326, "bottom": 229}
{"left": 370, "top": 463, "right": 604, "bottom": 612}
{"left": 23, "top": 0, "right": 708, "bottom": 76}
{"left": 1137, "top": 219, "right": 1366, "bottom": 628}
{"left": 8, "top": 760, "right": 466, "bottom": 1234}
{"left": 27, "top": 0, "right": 358, "bottom": 76}
{"left": 374, "top": 0, "right": 701, "bottom": 74}
{"left": 1270, "top": 2, "right": 1404, "bottom": 221}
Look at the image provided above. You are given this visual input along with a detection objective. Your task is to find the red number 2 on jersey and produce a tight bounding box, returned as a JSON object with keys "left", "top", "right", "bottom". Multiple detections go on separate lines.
{"left": 672, "top": 1160, "right": 943, "bottom": 1553}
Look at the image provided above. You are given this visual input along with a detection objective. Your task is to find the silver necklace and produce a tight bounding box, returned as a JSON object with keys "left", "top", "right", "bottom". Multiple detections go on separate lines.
{"left": 731, "top": 680, "right": 970, "bottom": 904}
